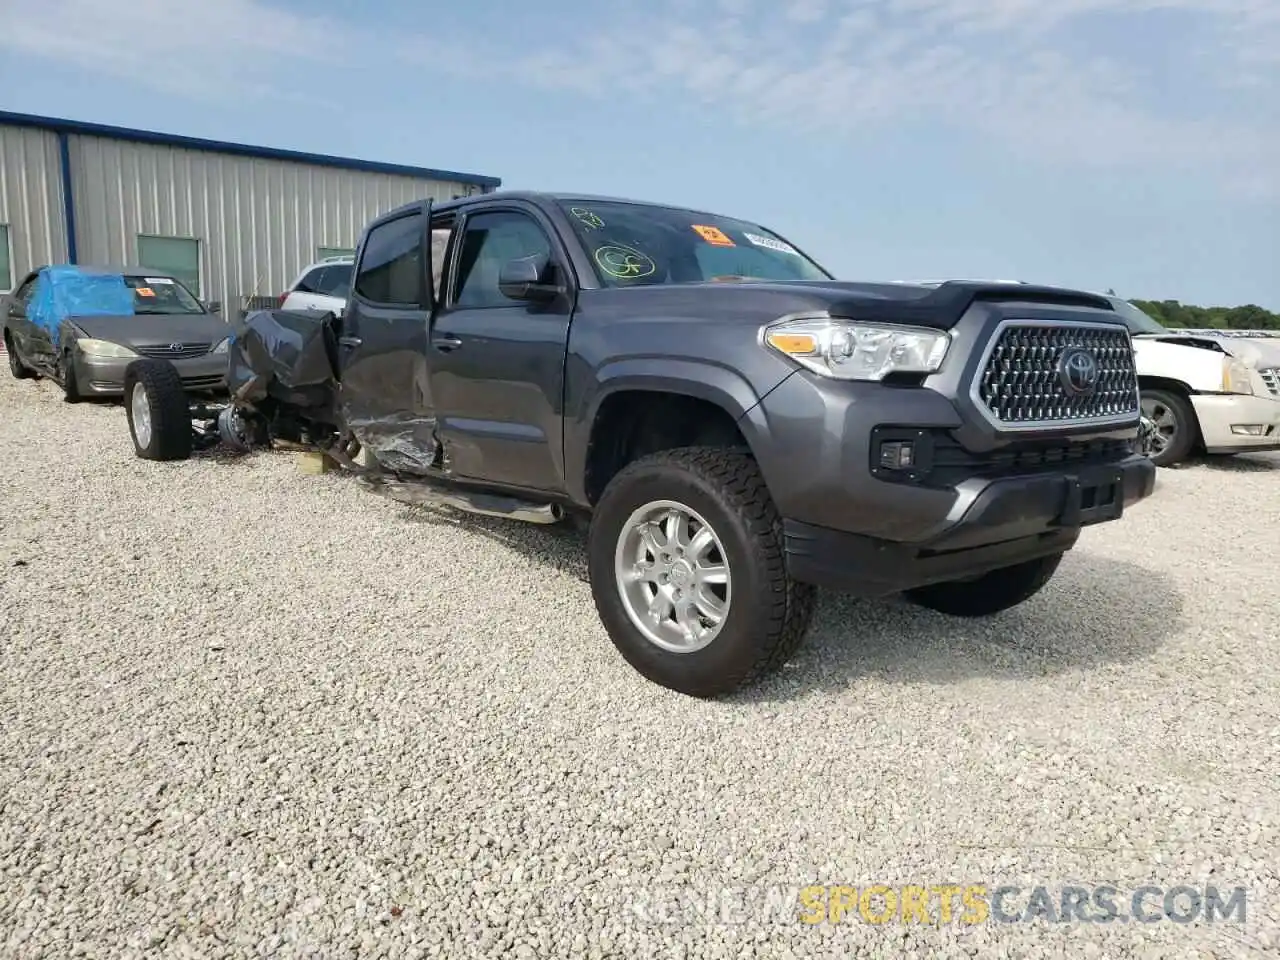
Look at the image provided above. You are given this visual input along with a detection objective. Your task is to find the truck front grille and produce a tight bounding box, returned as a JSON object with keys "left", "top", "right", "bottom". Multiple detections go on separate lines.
{"left": 931, "top": 435, "right": 1135, "bottom": 481}
{"left": 136, "top": 342, "right": 212, "bottom": 360}
{"left": 1259, "top": 368, "right": 1280, "bottom": 398}
{"left": 975, "top": 322, "right": 1138, "bottom": 428}
{"left": 869, "top": 427, "right": 1137, "bottom": 489}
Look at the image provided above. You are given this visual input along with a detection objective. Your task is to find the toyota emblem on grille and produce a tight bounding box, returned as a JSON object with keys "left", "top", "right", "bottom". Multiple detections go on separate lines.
{"left": 1058, "top": 347, "right": 1100, "bottom": 395}
{"left": 168, "top": 343, "right": 182, "bottom": 352}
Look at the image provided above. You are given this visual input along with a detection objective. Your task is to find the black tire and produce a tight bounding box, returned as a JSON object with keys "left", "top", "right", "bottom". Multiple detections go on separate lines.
{"left": 588, "top": 446, "right": 816, "bottom": 698}
{"left": 124, "top": 359, "right": 193, "bottom": 461}
{"left": 60, "top": 351, "right": 83, "bottom": 403}
{"left": 5, "top": 332, "right": 34, "bottom": 380}
{"left": 904, "top": 552, "right": 1064, "bottom": 617}
{"left": 1140, "top": 388, "right": 1199, "bottom": 467}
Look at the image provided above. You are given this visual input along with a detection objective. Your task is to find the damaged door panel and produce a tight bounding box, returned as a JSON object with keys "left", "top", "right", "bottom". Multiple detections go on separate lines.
{"left": 338, "top": 206, "right": 440, "bottom": 474}
{"left": 428, "top": 205, "right": 574, "bottom": 492}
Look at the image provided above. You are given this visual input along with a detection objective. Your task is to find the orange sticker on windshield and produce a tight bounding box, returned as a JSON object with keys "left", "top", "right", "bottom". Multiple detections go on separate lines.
{"left": 691, "top": 224, "right": 735, "bottom": 247}
{"left": 135, "top": 287, "right": 156, "bottom": 297}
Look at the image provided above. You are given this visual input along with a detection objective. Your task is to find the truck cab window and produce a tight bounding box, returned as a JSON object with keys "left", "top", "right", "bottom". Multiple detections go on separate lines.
{"left": 452, "top": 211, "right": 553, "bottom": 309}
{"left": 354, "top": 214, "right": 424, "bottom": 306}
{"left": 429, "top": 227, "right": 453, "bottom": 302}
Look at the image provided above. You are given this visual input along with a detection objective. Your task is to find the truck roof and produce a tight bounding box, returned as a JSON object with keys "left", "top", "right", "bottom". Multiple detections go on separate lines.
{"left": 377, "top": 191, "right": 753, "bottom": 225}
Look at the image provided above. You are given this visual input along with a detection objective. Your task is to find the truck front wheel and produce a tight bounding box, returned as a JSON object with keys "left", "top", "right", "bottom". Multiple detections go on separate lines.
{"left": 903, "top": 552, "right": 1063, "bottom": 617}
{"left": 1140, "top": 388, "right": 1199, "bottom": 467}
{"left": 588, "top": 446, "right": 816, "bottom": 698}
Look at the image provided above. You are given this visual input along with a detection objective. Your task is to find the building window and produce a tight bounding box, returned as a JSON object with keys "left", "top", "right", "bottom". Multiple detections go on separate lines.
{"left": 137, "top": 235, "right": 201, "bottom": 296}
{"left": 317, "top": 246, "right": 355, "bottom": 261}
{"left": 0, "top": 224, "right": 11, "bottom": 292}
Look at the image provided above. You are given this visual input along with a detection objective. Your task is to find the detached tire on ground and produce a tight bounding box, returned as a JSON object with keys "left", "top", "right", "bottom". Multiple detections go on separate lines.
{"left": 124, "top": 359, "right": 192, "bottom": 461}
{"left": 904, "top": 552, "right": 1064, "bottom": 617}
{"left": 1140, "top": 388, "right": 1199, "bottom": 467}
{"left": 588, "top": 446, "right": 816, "bottom": 698}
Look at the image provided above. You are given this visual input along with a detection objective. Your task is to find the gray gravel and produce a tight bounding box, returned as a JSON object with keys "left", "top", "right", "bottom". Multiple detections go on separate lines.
{"left": 1, "top": 373, "right": 1277, "bottom": 960}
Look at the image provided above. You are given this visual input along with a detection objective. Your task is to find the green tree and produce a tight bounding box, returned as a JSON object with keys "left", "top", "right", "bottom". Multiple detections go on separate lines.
{"left": 1128, "top": 298, "right": 1279, "bottom": 330}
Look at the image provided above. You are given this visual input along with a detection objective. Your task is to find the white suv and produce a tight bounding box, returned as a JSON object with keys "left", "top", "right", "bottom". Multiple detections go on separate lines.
{"left": 280, "top": 255, "right": 353, "bottom": 315}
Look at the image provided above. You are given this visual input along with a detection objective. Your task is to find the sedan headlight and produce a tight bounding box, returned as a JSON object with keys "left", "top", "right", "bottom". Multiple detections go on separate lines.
{"left": 77, "top": 338, "right": 138, "bottom": 359}
{"left": 762, "top": 318, "right": 950, "bottom": 381}
{"left": 1222, "top": 357, "right": 1255, "bottom": 396}
{"left": 212, "top": 337, "right": 230, "bottom": 354}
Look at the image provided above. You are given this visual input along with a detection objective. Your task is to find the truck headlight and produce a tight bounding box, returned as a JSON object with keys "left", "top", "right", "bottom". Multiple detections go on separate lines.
{"left": 77, "top": 338, "right": 138, "bottom": 359}
{"left": 1222, "top": 357, "right": 1255, "bottom": 396}
{"left": 762, "top": 318, "right": 950, "bottom": 381}
{"left": 212, "top": 337, "right": 230, "bottom": 354}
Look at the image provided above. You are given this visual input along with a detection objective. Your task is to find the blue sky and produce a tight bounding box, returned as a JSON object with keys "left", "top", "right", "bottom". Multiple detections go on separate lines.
{"left": 2, "top": 0, "right": 1277, "bottom": 307}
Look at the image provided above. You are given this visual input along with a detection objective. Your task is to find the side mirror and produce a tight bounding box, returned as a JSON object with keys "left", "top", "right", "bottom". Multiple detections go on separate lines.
{"left": 498, "top": 254, "right": 560, "bottom": 303}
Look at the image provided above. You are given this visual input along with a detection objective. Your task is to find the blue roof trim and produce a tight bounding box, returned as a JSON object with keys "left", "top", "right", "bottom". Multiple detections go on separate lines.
{"left": 0, "top": 110, "right": 502, "bottom": 190}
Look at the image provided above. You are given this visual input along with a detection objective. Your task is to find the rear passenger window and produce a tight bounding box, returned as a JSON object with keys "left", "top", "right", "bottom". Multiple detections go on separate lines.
{"left": 354, "top": 214, "right": 423, "bottom": 306}
{"left": 295, "top": 267, "right": 328, "bottom": 294}
{"left": 314, "top": 264, "right": 352, "bottom": 297}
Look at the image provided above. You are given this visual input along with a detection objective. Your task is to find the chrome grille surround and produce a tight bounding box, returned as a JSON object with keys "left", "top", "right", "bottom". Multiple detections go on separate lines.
{"left": 970, "top": 319, "right": 1140, "bottom": 431}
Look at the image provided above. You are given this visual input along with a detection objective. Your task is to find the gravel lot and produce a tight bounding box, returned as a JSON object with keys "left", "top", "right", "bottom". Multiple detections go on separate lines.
{"left": 1, "top": 372, "right": 1277, "bottom": 960}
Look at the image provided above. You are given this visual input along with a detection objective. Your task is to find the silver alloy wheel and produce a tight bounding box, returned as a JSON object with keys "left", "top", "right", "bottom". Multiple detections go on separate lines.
{"left": 1140, "top": 395, "right": 1177, "bottom": 459}
{"left": 131, "top": 382, "right": 153, "bottom": 449}
{"left": 613, "top": 499, "right": 732, "bottom": 654}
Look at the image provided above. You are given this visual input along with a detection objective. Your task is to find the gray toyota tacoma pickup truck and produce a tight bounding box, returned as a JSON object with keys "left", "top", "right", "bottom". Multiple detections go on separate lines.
{"left": 122, "top": 191, "right": 1158, "bottom": 698}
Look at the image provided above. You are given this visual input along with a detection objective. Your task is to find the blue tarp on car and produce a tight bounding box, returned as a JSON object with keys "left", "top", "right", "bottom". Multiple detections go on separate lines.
{"left": 28, "top": 265, "right": 135, "bottom": 348}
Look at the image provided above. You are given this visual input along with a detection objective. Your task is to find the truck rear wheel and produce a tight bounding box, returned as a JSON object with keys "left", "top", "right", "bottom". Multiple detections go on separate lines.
{"left": 904, "top": 552, "right": 1063, "bottom": 617}
{"left": 124, "top": 359, "right": 193, "bottom": 461}
{"left": 588, "top": 446, "right": 816, "bottom": 698}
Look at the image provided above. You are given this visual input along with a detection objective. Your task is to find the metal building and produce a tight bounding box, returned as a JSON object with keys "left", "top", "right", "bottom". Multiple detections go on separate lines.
{"left": 0, "top": 111, "right": 501, "bottom": 314}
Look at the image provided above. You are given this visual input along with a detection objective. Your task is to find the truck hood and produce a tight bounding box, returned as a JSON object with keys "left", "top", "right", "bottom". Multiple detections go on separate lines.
{"left": 601, "top": 278, "right": 1116, "bottom": 330}
{"left": 1136, "top": 331, "right": 1280, "bottom": 368}
{"left": 69, "top": 313, "right": 230, "bottom": 347}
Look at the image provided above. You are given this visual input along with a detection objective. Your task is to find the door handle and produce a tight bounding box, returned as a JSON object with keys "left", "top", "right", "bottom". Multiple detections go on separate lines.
{"left": 339, "top": 336, "right": 362, "bottom": 348}
{"left": 432, "top": 336, "right": 463, "bottom": 352}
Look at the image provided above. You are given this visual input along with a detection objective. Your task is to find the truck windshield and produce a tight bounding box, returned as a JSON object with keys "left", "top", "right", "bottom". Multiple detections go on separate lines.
{"left": 557, "top": 200, "right": 833, "bottom": 288}
{"left": 123, "top": 275, "right": 206, "bottom": 315}
{"left": 1109, "top": 297, "right": 1167, "bottom": 335}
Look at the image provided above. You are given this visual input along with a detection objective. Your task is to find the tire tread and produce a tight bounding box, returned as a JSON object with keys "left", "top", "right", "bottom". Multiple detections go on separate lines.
{"left": 124, "top": 359, "right": 193, "bottom": 461}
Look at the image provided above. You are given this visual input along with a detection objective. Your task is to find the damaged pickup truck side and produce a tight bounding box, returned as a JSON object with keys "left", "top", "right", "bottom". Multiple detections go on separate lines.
{"left": 123, "top": 192, "right": 1158, "bottom": 697}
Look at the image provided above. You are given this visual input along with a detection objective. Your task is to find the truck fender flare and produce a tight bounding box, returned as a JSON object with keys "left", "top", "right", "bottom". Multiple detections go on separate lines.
{"left": 587, "top": 358, "right": 765, "bottom": 428}
{"left": 566, "top": 359, "right": 775, "bottom": 505}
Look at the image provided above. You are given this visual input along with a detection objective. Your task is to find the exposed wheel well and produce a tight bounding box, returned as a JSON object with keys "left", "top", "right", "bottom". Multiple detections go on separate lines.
{"left": 584, "top": 391, "right": 750, "bottom": 504}
{"left": 1138, "top": 375, "right": 1195, "bottom": 398}
{"left": 1138, "top": 376, "right": 1204, "bottom": 452}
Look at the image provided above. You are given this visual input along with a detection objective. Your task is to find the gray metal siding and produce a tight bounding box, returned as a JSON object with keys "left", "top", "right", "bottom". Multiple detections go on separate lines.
{"left": 67, "top": 135, "right": 477, "bottom": 311}
{"left": 0, "top": 125, "right": 69, "bottom": 289}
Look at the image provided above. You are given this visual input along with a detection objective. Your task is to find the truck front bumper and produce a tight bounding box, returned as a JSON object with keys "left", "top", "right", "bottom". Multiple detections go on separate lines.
{"left": 782, "top": 456, "right": 1155, "bottom": 596}
{"left": 1191, "top": 393, "right": 1280, "bottom": 454}
{"left": 742, "top": 370, "right": 1157, "bottom": 597}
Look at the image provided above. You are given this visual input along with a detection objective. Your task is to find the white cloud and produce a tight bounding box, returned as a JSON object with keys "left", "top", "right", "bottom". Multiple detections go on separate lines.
{"left": 502, "top": 0, "right": 1279, "bottom": 195}
{"left": 2, "top": 0, "right": 1276, "bottom": 196}
{"left": 0, "top": 0, "right": 354, "bottom": 99}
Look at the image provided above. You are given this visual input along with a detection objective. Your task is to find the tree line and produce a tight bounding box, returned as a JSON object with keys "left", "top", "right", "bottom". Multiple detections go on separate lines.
{"left": 1120, "top": 295, "right": 1280, "bottom": 331}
